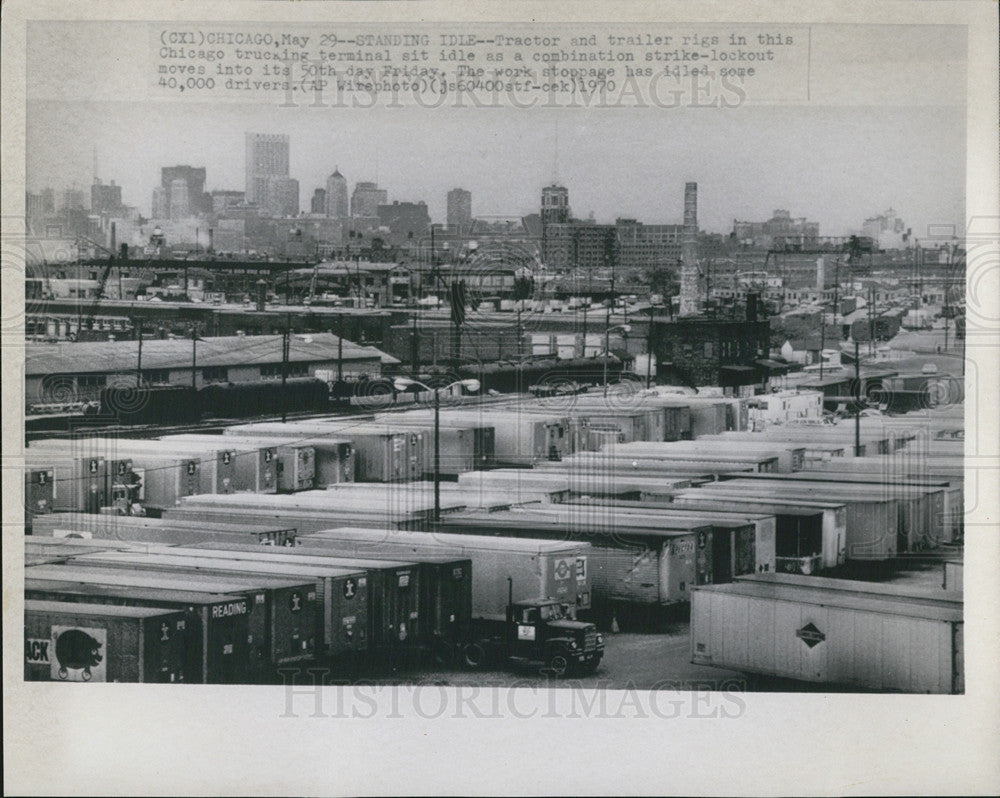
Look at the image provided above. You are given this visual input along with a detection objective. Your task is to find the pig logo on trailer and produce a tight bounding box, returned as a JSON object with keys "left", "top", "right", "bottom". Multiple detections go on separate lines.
{"left": 50, "top": 627, "right": 107, "bottom": 682}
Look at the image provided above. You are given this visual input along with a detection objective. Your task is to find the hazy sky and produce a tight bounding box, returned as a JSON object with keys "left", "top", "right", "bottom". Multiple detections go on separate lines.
{"left": 26, "top": 22, "right": 968, "bottom": 236}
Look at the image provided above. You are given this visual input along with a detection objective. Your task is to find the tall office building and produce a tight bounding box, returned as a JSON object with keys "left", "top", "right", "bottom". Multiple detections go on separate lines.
{"left": 168, "top": 179, "right": 190, "bottom": 220}
{"left": 260, "top": 177, "right": 300, "bottom": 217}
{"left": 62, "top": 188, "right": 87, "bottom": 212}
{"left": 447, "top": 188, "right": 472, "bottom": 234}
{"left": 377, "top": 200, "right": 430, "bottom": 240}
{"left": 540, "top": 185, "right": 571, "bottom": 264}
{"left": 541, "top": 185, "right": 570, "bottom": 227}
{"left": 311, "top": 188, "right": 327, "bottom": 215}
{"left": 153, "top": 166, "right": 212, "bottom": 219}
{"left": 152, "top": 186, "right": 168, "bottom": 219}
{"left": 351, "top": 181, "right": 388, "bottom": 217}
{"left": 325, "top": 169, "right": 349, "bottom": 218}
{"left": 245, "top": 133, "right": 290, "bottom": 205}
{"left": 90, "top": 179, "right": 122, "bottom": 214}
{"left": 161, "top": 166, "right": 207, "bottom": 216}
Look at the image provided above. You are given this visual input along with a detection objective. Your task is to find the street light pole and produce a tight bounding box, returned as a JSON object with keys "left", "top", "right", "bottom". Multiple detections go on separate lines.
{"left": 191, "top": 326, "right": 198, "bottom": 390}
{"left": 434, "top": 385, "right": 440, "bottom": 522}
{"left": 394, "top": 376, "right": 480, "bottom": 525}
{"left": 603, "top": 325, "right": 611, "bottom": 396}
{"left": 603, "top": 323, "right": 630, "bottom": 396}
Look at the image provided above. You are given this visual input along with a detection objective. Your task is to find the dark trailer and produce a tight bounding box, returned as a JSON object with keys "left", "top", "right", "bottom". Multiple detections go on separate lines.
{"left": 27, "top": 562, "right": 316, "bottom": 673}
{"left": 25, "top": 578, "right": 252, "bottom": 684}
{"left": 145, "top": 542, "right": 394, "bottom": 660}
{"left": 279, "top": 540, "right": 474, "bottom": 662}
{"left": 25, "top": 600, "right": 191, "bottom": 684}
{"left": 175, "top": 543, "right": 428, "bottom": 662}
{"left": 60, "top": 552, "right": 325, "bottom": 667}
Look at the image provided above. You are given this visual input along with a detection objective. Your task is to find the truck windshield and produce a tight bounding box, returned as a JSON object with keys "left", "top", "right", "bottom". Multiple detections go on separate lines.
{"left": 541, "top": 604, "right": 563, "bottom": 620}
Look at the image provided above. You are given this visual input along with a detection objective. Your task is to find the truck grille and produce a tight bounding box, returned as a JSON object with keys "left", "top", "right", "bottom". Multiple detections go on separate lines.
{"left": 583, "top": 630, "right": 597, "bottom": 652}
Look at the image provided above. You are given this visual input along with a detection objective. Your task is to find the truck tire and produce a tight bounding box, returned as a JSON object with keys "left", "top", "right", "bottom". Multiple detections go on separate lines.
{"left": 545, "top": 645, "right": 571, "bottom": 678}
{"left": 462, "top": 641, "right": 487, "bottom": 669}
{"left": 433, "top": 638, "right": 454, "bottom": 666}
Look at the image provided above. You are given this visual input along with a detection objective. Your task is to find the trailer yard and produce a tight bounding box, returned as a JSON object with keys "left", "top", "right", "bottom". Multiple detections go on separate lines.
{"left": 20, "top": 390, "right": 965, "bottom": 691}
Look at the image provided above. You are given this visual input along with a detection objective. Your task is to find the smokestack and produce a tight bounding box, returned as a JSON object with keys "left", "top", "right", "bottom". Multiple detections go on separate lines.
{"left": 816, "top": 256, "right": 825, "bottom": 292}
{"left": 110, "top": 221, "right": 116, "bottom": 254}
{"left": 679, "top": 182, "right": 700, "bottom": 317}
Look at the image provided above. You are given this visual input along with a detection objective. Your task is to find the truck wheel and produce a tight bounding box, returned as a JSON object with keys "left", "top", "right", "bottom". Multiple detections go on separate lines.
{"left": 433, "top": 638, "right": 454, "bottom": 666}
{"left": 545, "top": 647, "right": 570, "bottom": 678}
{"left": 463, "top": 642, "right": 487, "bottom": 669}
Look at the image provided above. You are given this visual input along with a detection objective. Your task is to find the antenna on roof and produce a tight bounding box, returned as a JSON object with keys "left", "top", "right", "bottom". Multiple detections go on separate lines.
{"left": 553, "top": 119, "right": 560, "bottom": 184}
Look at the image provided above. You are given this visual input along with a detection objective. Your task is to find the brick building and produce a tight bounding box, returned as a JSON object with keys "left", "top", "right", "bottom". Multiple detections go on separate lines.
{"left": 651, "top": 313, "right": 771, "bottom": 391}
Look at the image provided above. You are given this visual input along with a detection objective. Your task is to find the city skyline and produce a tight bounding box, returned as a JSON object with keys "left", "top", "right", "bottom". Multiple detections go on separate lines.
{"left": 27, "top": 101, "right": 965, "bottom": 238}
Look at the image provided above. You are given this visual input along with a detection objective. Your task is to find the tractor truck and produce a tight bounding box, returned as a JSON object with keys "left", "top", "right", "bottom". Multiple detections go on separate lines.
{"left": 462, "top": 579, "right": 604, "bottom": 677}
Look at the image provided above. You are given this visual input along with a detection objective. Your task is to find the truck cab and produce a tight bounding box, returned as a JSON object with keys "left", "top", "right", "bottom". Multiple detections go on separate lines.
{"left": 505, "top": 599, "right": 603, "bottom": 677}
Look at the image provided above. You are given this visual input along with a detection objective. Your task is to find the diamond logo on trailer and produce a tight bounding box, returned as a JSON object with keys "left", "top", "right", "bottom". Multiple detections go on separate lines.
{"left": 554, "top": 558, "right": 572, "bottom": 580}
{"left": 796, "top": 622, "right": 826, "bottom": 648}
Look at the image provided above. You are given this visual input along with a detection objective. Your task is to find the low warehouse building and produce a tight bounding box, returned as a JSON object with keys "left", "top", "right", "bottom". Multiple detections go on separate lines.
{"left": 25, "top": 333, "right": 399, "bottom": 408}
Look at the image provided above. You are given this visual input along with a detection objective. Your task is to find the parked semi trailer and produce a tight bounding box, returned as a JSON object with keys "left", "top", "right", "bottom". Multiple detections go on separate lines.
{"left": 190, "top": 541, "right": 473, "bottom": 664}
{"left": 25, "top": 579, "right": 253, "bottom": 684}
{"left": 690, "top": 573, "right": 963, "bottom": 693}
{"left": 25, "top": 600, "right": 192, "bottom": 683}
{"left": 300, "top": 527, "right": 593, "bottom": 619}
{"left": 30, "top": 513, "right": 297, "bottom": 546}
{"left": 27, "top": 563, "right": 317, "bottom": 675}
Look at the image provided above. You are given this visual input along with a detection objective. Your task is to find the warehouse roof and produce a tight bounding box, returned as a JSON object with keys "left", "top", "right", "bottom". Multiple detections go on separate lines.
{"left": 25, "top": 333, "right": 399, "bottom": 376}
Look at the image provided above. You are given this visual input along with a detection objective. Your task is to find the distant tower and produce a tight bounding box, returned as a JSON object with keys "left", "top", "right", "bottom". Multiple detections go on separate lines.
{"left": 351, "top": 181, "right": 388, "bottom": 217}
{"left": 151, "top": 186, "right": 168, "bottom": 219}
{"left": 245, "top": 133, "right": 290, "bottom": 205}
{"left": 169, "top": 178, "right": 189, "bottom": 220}
{"left": 678, "top": 182, "right": 701, "bottom": 317}
{"left": 447, "top": 188, "right": 472, "bottom": 234}
{"left": 540, "top": 184, "right": 570, "bottom": 266}
{"left": 325, "top": 168, "right": 349, "bottom": 218}
{"left": 541, "top": 184, "right": 570, "bottom": 227}
{"left": 311, "top": 188, "right": 327, "bottom": 215}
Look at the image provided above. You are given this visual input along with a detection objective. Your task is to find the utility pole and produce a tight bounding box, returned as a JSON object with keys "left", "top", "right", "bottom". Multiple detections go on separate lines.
{"left": 819, "top": 303, "right": 826, "bottom": 380}
{"left": 854, "top": 340, "right": 861, "bottom": 457}
{"left": 281, "top": 313, "right": 290, "bottom": 423}
{"left": 135, "top": 318, "right": 143, "bottom": 385}
{"left": 191, "top": 326, "right": 198, "bottom": 390}
{"left": 943, "top": 246, "right": 951, "bottom": 352}
{"left": 337, "top": 314, "right": 345, "bottom": 383}
{"left": 645, "top": 313, "right": 654, "bottom": 388}
{"left": 516, "top": 303, "right": 523, "bottom": 359}
{"left": 433, "top": 385, "right": 441, "bottom": 522}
